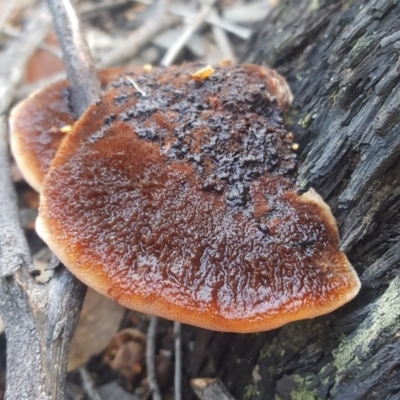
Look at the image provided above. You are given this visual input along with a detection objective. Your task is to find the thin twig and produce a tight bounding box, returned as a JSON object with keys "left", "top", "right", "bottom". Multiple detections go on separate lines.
{"left": 146, "top": 316, "right": 162, "bottom": 400}
{"left": 161, "top": 0, "right": 216, "bottom": 67}
{"left": 174, "top": 321, "right": 182, "bottom": 400}
{"left": 46, "top": 0, "right": 101, "bottom": 116}
{"left": 79, "top": 367, "right": 103, "bottom": 400}
{"left": 98, "top": 0, "right": 176, "bottom": 68}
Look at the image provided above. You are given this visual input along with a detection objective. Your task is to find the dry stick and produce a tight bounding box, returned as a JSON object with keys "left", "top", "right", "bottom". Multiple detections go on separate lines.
{"left": 174, "top": 321, "right": 182, "bottom": 400}
{"left": 43, "top": 0, "right": 105, "bottom": 395}
{"left": 0, "top": 4, "right": 88, "bottom": 399}
{"left": 46, "top": 0, "right": 101, "bottom": 117}
{"left": 98, "top": 0, "right": 175, "bottom": 68}
{"left": 146, "top": 316, "right": 162, "bottom": 400}
{"left": 161, "top": 0, "right": 216, "bottom": 67}
{"left": 1, "top": 0, "right": 103, "bottom": 397}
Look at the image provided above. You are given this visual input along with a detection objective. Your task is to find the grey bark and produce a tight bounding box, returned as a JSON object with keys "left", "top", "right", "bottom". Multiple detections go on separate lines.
{"left": 0, "top": 1, "right": 95, "bottom": 398}
{"left": 186, "top": 1, "right": 400, "bottom": 399}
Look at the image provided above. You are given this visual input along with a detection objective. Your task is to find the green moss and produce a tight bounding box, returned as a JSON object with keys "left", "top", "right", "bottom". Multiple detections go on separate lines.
{"left": 328, "top": 88, "right": 339, "bottom": 107}
{"left": 333, "top": 277, "right": 400, "bottom": 377}
{"left": 260, "top": 320, "right": 327, "bottom": 361}
{"left": 319, "top": 365, "right": 333, "bottom": 387}
{"left": 243, "top": 383, "right": 258, "bottom": 400}
{"left": 297, "top": 179, "right": 309, "bottom": 191}
{"left": 349, "top": 35, "right": 374, "bottom": 58}
{"left": 298, "top": 113, "right": 312, "bottom": 129}
{"left": 259, "top": 342, "right": 273, "bottom": 360}
{"left": 204, "top": 358, "right": 216, "bottom": 375}
{"left": 289, "top": 375, "right": 317, "bottom": 400}
{"left": 284, "top": 109, "right": 300, "bottom": 128}
{"left": 309, "top": 0, "right": 319, "bottom": 12}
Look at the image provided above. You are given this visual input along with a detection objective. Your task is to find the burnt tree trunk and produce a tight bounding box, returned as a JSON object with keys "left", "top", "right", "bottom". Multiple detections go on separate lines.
{"left": 185, "top": 1, "right": 400, "bottom": 399}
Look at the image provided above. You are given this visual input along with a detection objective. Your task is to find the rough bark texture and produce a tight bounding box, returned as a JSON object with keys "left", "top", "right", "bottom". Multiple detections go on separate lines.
{"left": 185, "top": 1, "right": 400, "bottom": 399}
{"left": 0, "top": 4, "right": 87, "bottom": 399}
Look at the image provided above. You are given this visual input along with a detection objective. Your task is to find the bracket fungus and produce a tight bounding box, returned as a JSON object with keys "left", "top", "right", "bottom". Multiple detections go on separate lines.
{"left": 12, "top": 63, "right": 360, "bottom": 332}
{"left": 9, "top": 67, "right": 150, "bottom": 192}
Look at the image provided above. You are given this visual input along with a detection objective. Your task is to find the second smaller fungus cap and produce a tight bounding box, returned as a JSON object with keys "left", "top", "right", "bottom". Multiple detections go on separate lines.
{"left": 9, "top": 67, "right": 150, "bottom": 192}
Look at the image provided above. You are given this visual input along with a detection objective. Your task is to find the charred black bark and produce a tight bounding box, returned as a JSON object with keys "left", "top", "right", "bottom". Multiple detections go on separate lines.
{"left": 186, "top": 1, "right": 400, "bottom": 399}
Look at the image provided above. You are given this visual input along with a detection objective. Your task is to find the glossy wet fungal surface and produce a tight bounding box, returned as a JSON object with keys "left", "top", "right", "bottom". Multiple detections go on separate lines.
{"left": 37, "top": 63, "right": 360, "bottom": 332}
{"left": 9, "top": 67, "right": 148, "bottom": 192}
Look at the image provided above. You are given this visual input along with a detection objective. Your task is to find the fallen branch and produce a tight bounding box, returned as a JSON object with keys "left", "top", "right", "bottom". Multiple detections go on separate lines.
{"left": 0, "top": 0, "right": 103, "bottom": 397}
{"left": 46, "top": 0, "right": 101, "bottom": 116}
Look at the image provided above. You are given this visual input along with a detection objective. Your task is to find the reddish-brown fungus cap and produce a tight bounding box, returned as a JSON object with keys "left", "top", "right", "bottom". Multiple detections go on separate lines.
{"left": 37, "top": 63, "right": 360, "bottom": 332}
{"left": 9, "top": 67, "right": 149, "bottom": 192}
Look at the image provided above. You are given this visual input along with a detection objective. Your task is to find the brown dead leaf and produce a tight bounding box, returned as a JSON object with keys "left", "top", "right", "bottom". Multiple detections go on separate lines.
{"left": 68, "top": 289, "right": 125, "bottom": 371}
{"left": 103, "top": 328, "right": 146, "bottom": 388}
{"left": 25, "top": 32, "right": 64, "bottom": 83}
{"left": 22, "top": 188, "right": 40, "bottom": 209}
